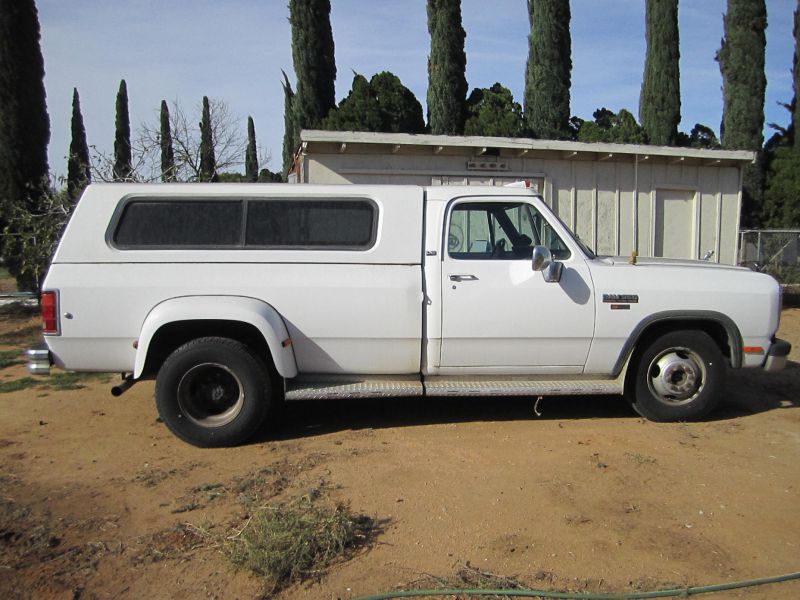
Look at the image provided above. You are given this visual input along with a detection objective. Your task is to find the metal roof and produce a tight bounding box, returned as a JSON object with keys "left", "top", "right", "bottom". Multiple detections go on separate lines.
{"left": 299, "top": 129, "right": 755, "bottom": 165}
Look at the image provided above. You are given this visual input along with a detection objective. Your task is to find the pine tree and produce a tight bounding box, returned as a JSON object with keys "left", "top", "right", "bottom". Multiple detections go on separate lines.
{"left": 113, "top": 79, "right": 132, "bottom": 181}
{"left": 289, "top": 0, "right": 336, "bottom": 130}
{"left": 281, "top": 71, "right": 297, "bottom": 180}
{"left": 427, "top": 0, "right": 468, "bottom": 135}
{"left": 464, "top": 84, "right": 523, "bottom": 137}
{"left": 371, "top": 72, "right": 425, "bottom": 134}
{"left": 67, "top": 88, "right": 90, "bottom": 201}
{"left": 524, "top": 0, "right": 572, "bottom": 139}
{"left": 159, "top": 100, "right": 176, "bottom": 182}
{"left": 640, "top": 0, "right": 681, "bottom": 146}
{"left": 324, "top": 74, "right": 383, "bottom": 132}
{"left": 245, "top": 116, "right": 258, "bottom": 182}
{"left": 717, "top": 0, "right": 767, "bottom": 226}
{"left": 0, "top": 0, "right": 51, "bottom": 289}
{"left": 199, "top": 96, "right": 217, "bottom": 182}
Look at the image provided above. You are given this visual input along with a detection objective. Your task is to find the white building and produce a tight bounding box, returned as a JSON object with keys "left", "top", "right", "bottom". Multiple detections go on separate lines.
{"left": 291, "top": 130, "right": 754, "bottom": 265}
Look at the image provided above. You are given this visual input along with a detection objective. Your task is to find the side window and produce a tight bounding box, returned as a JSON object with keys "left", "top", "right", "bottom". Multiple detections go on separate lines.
{"left": 246, "top": 199, "right": 375, "bottom": 248}
{"left": 448, "top": 202, "right": 570, "bottom": 261}
{"left": 111, "top": 197, "right": 376, "bottom": 250}
{"left": 113, "top": 201, "right": 243, "bottom": 247}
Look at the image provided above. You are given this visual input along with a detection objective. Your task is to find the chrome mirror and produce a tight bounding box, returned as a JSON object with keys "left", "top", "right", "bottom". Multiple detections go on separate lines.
{"left": 544, "top": 261, "right": 563, "bottom": 283}
{"left": 531, "top": 245, "right": 552, "bottom": 271}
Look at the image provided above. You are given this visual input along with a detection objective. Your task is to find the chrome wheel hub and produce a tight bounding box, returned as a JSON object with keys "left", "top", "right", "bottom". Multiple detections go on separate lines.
{"left": 647, "top": 348, "right": 705, "bottom": 405}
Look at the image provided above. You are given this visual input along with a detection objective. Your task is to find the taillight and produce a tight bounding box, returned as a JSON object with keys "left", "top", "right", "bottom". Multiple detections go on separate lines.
{"left": 41, "top": 291, "right": 59, "bottom": 335}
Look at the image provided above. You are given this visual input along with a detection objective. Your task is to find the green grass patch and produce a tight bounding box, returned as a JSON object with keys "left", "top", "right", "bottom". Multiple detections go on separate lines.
{"left": 0, "top": 371, "right": 113, "bottom": 393}
{"left": 0, "top": 325, "right": 42, "bottom": 346}
{"left": 0, "top": 350, "right": 23, "bottom": 369}
{"left": 226, "top": 498, "right": 379, "bottom": 593}
{"left": 0, "top": 301, "right": 39, "bottom": 318}
{"left": 0, "top": 377, "right": 39, "bottom": 393}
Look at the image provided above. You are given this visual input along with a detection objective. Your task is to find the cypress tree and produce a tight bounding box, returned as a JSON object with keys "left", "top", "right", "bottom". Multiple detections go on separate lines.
{"left": 245, "top": 116, "right": 258, "bottom": 182}
{"left": 199, "top": 96, "right": 217, "bottom": 182}
{"left": 524, "top": 0, "right": 572, "bottom": 139}
{"left": 426, "top": 0, "right": 468, "bottom": 135}
{"left": 113, "top": 79, "right": 132, "bottom": 181}
{"left": 67, "top": 88, "right": 90, "bottom": 201}
{"left": 640, "top": 0, "right": 681, "bottom": 146}
{"left": 717, "top": 0, "right": 767, "bottom": 226}
{"left": 718, "top": 0, "right": 767, "bottom": 150}
{"left": 159, "top": 100, "right": 176, "bottom": 182}
{"left": 281, "top": 71, "right": 297, "bottom": 179}
{"left": 794, "top": 0, "right": 799, "bottom": 150}
{"left": 289, "top": 0, "right": 336, "bottom": 130}
{"left": 0, "top": 0, "right": 51, "bottom": 289}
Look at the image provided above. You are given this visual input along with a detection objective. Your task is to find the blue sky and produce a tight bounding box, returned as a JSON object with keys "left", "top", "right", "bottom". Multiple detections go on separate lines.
{"left": 37, "top": 0, "right": 796, "bottom": 179}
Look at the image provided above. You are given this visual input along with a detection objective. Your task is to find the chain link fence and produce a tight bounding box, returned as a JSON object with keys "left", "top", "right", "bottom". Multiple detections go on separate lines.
{"left": 738, "top": 229, "right": 800, "bottom": 285}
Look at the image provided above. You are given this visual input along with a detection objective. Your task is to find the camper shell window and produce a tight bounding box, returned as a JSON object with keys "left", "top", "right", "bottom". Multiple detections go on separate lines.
{"left": 110, "top": 197, "right": 378, "bottom": 250}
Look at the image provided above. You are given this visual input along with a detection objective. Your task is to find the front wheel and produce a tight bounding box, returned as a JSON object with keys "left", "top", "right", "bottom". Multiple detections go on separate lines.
{"left": 627, "top": 330, "right": 725, "bottom": 422}
{"left": 155, "top": 337, "right": 271, "bottom": 447}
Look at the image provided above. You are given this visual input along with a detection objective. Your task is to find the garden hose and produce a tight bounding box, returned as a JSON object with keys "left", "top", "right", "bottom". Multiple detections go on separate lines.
{"left": 353, "top": 570, "right": 800, "bottom": 600}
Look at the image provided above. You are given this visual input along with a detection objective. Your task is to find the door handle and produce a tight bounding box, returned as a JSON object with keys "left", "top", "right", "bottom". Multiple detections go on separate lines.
{"left": 449, "top": 274, "right": 479, "bottom": 282}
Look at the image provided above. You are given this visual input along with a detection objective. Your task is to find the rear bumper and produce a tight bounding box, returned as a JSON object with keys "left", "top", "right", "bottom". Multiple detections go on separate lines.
{"left": 26, "top": 344, "right": 52, "bottom": 375}
{"left": 763, "top": 338, "right": 791, "bottom": 372}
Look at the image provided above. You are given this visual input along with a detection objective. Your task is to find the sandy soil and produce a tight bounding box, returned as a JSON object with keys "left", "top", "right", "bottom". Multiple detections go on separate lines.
{"left": 0, "top": 307, "right": 798, "bottom": 600}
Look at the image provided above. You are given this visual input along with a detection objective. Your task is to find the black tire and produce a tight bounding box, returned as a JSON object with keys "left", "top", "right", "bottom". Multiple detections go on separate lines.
{"left": 155, "top": 337, "right": 271, "bottom": 447}
{"left": 627, "top": 330, "right": 725, "bottom": 422}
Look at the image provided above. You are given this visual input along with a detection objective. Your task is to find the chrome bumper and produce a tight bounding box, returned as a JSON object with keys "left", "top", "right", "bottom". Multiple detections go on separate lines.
{"left": 26, "top": 344, "right": 52, "bottom": 375}
{"left": 763, "top": 338, "right": 791, "bottom": 372}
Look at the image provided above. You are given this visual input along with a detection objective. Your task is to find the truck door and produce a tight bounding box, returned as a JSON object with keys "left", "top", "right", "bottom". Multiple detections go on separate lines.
{"left": 440, "top": 198, "right": 595, "bottom": 371}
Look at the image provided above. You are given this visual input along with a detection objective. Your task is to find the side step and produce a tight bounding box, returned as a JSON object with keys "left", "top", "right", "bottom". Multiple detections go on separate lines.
{"left": 424, "top": 376, "right": 623, "bottom": 397}
{"left": 284, "top": 374, "right": 623, "bottom": 400}
{"left": 285, "top": 375, "right": 424, "bottom": 401}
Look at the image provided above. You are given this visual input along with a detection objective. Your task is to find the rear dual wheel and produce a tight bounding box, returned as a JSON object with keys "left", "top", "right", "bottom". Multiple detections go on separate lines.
{"left": 628, "top": 330, "right": 725, "bottom": 422}
{"left": 155, "top": 337, "right": 272, "bottom": 447}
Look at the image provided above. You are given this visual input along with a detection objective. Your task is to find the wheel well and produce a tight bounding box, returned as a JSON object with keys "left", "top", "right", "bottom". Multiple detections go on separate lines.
{"left": 141, "top": 320, "right": 276, "bottom": 380}
{"left": 629, "top": 319, "right": 734, "bottom": 369}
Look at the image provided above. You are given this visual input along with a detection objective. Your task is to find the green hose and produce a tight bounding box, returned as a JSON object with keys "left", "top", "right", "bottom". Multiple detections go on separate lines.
{"left": 353, "top": 570, "right": 800, "bottom": 600}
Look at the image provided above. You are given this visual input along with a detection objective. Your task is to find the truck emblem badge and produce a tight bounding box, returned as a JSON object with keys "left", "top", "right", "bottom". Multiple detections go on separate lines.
{"left": 603, "top": 294, "right": 639, "bottom": 304}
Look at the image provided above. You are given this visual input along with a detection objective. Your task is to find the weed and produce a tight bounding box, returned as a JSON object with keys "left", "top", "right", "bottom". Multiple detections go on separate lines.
{"left": 0, "top": 350, "right": 23, "bottom": 369}
{"left": 411, "top": 562, "right": 528, "bottom": 599}
{"left": 624, "top": 452, "right": 658, "bottom": 465}
{"left": 226, "top": 498, "right": 379, "bottom": 592}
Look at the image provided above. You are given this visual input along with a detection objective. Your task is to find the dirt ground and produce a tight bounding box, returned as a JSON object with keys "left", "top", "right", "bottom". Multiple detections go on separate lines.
{"left": 0, "top": 306, "right": 799, "bottom": 600}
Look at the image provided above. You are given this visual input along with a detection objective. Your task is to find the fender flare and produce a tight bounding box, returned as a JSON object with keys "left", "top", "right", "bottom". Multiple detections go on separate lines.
{"left": 133, "top": 295, "right": 298, "bottom": 379}
{"left": 611, "top": 310, "right": 744, "bottom": 376}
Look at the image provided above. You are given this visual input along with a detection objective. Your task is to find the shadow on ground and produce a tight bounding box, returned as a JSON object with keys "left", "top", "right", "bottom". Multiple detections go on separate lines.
{"left": 256, "top": 360, "right": 799, "bottom": 442}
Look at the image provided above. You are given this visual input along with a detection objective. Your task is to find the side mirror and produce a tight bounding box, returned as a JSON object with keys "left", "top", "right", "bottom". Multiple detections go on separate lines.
{"left": 532, "top": 245, "right": 563, "bottom": 283}
{"left": 531, "top": 245, "right": 552, "bottom": 271}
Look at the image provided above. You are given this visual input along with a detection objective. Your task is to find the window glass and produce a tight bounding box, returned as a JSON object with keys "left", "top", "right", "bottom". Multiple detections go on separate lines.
{"left": 114, "top": 200, "right": 242, "bottom": 247}
{"left": 448, "top": 202, "right": 570, "bottom": 260}
{"left": 246, "top": 200, "right": 375, "bottom": 248}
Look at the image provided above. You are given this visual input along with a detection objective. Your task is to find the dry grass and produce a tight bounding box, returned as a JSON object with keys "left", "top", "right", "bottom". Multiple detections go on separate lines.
{"left": 225, "top": 497, "right": 380, "bottom": 593}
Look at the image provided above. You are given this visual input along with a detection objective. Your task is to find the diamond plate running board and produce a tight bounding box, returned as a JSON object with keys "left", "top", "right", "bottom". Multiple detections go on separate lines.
{"left": 285, "top": 375, "right": 424, "bottom": 400}
{"left": 424, "top": 377, "right": 623, "bottom": 397}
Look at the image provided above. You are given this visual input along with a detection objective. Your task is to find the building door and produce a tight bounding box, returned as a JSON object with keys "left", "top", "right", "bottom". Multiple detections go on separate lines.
{"left": 654, "top": 189, "right": 696, "bottom": 259}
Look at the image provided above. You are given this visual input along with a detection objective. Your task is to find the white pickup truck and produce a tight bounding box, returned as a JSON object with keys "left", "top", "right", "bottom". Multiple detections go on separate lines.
{"left": 28, "top": 183, "right": 790, "bottom": 447}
